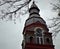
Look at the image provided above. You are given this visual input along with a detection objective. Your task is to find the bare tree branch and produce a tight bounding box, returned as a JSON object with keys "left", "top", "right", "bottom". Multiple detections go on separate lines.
{"left": 0, "top": 0, "right": 21, "bottom": 6}
{"left": 52, "top": 30, "right": 60, "bottom": 38}
{"left": 6, "top": 0, "right": 31, "bottom": 14}
{"left": 48, "top": 2, "right": 60, "bottom": 38}
{"left": 50, "top": 3, "right": 60, "bottom": 9}
{"left": 49, "top": 17, "right": 60, "bottom": 20}
{"left": 48, "top": 21, "right": 60, "bottom": 28}
{"left": 0, "top": 0, "right": 31, "bottom": 20}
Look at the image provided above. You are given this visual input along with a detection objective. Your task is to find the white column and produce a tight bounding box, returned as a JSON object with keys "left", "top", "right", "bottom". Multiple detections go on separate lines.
{"left": 42, "top": 33, "right": 44, "bottom": 44}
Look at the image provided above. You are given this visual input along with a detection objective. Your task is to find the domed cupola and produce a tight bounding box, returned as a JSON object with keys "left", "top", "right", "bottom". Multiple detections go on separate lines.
{"left": 25, "top": 1, "right": 47, "bottom": 27}
{"left": 29, "top": 1, "right": 40, "bottom": 18}
{"left": 29, "top": 1, "right": 40, "bottom": 13}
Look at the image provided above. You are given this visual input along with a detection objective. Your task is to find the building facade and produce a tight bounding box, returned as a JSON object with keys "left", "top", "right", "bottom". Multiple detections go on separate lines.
{"left": 22, "top": 1, "right": 55, "bottom": 49}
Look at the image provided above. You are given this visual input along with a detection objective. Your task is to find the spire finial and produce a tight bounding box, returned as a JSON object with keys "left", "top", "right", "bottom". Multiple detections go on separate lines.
{"left": 33, "top": 0, "right": 35, "bottom": 4}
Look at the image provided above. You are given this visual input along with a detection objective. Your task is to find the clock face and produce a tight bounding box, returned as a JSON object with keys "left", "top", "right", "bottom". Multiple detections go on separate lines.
{"left": 36, "top": 28, "right": 42, "bottom": 36}
{"left": 36, "top": 28, "right": 42, "bottom": 33}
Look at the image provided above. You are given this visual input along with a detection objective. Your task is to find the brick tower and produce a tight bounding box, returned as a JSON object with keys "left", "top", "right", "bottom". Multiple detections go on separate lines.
{"left": 22, "top": 1, "right": 55, "bottom": 49}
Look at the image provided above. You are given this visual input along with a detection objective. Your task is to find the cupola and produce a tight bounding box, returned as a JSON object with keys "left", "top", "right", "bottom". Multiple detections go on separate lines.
{"left": 22, "top": 1, "right": 54, "bottom": 49}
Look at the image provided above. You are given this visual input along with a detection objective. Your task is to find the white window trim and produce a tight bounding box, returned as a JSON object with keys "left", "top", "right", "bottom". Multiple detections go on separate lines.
{"left": 36, "top": 36, "right": 42, "bottom": 44}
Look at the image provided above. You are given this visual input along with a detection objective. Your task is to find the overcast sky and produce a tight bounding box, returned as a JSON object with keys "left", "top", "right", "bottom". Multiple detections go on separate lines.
{"left": 0, "top": 0, "right": 60, "bottom": 49}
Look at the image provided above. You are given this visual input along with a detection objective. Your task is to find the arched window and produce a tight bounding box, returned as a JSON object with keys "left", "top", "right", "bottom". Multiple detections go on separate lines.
{"left": 36, "top": 37, "right": 43, "bottom": 44}
{"left": 46, "top": 38, "right": 50, "bottom": 43}
{"left": 35, "top": 28, "right": 43, "bottom": 44}
{"left": 30, "top": 36, "right": 33, "bottom": 42}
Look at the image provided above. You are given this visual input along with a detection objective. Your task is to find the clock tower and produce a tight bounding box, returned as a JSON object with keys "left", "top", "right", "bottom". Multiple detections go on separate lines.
{"left": 22, "top": 1, "right": 55, "bottom": 49}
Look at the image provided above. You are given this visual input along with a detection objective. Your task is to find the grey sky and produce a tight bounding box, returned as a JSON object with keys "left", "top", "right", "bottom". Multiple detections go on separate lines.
{"left": 0, "top": 0, "right": 60, "bottom": 49}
